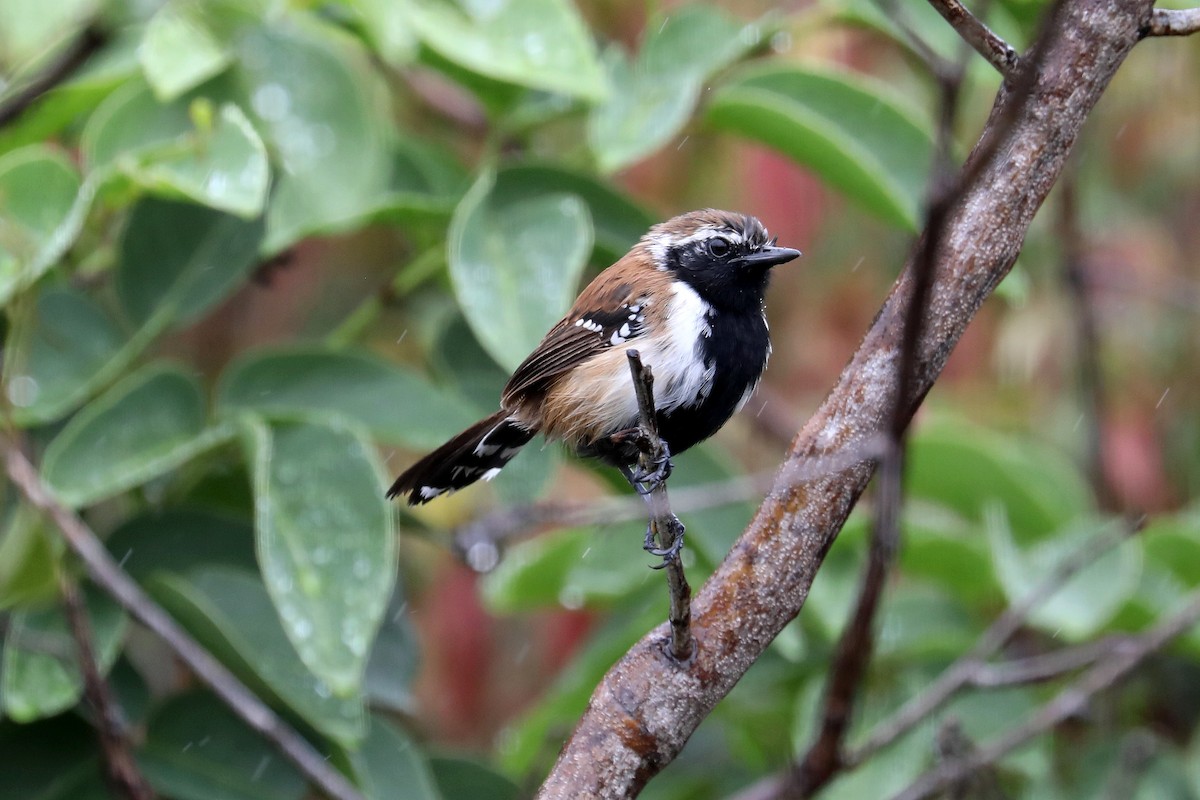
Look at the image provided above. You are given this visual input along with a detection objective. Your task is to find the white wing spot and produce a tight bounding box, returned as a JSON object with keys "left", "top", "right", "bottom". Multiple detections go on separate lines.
{"left": 419, "top": 486, "right": 446, "bottom": 500}
{"left": 619, "top": 322, "right": 631, "bottom": 338}
{"left": 575, "top": 318, "right": 604, "bottom": 333}
{"left": 482, "top": 468, "right": 502, "bottom": 481}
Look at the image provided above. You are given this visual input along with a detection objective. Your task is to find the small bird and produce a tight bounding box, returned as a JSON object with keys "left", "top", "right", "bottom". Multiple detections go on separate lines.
{"left": 387, "top": 209, "right": 800, "bottom": 564}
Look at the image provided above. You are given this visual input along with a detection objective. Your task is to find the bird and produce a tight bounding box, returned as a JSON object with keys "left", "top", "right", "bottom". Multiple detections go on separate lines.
{"left": 387, "top": 209, "right": 801, "bottom": 565}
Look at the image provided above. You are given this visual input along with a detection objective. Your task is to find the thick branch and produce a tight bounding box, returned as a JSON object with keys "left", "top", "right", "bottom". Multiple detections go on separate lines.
{"left": 1144, "top": 6, "right": 1200, "bottom": 36}
{"left": 535, "top": 1, "right": 1154, "bottom": 796}
{"left": 3, "top": 443, "right": 366, "bottom": 800}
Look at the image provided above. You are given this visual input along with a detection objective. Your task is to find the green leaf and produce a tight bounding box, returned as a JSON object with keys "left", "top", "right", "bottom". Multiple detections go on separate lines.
{"left": 140, "top": 3, "right": 232, "bottom": 101}
{"left": 341, "top": 715, "right": 442, "bottom": 800}
{"left": 41, "top": 363, "right": 234, "bottom": 507}
{"left": 707, "top": 64, "right": 936, "bottom": 230}
{"left": 400, "top": 0, "right": 606, "bottom": 102}
{"left": 0, "top": 504, "right": 59, "bottom": 611}
{"left": 0, "top": 145, "right": 91, "bottom": 305}
{"left": 341, "top": 0, "right": 419, "bottom": 65}
{"left": 216, "top": 346, "right": 478, "bottom": 449}
{"left": 900, "top": 505, "right": 999, "bottom": 607}
{"left": 1, "top": 588, "right": 127, "bottom": 722}
{"left": 139, "top": 691, "right": 307, "bottom": 800}
{"left": 247, "top": 420, "right": 395, "bottom": 697}
{"left": 907, "top": 418, "right": 1093, "bottom": 542}
{"left": 151, "top": 567, "right": 366, "bottom": 745}
{"left": 588, "top": 6, "right": 762, "bottom": 172}
{"left": 106, "top": 508, "right": 257, "bottom": 582}
{"left": 431, "top": 757, "right": 520, "bottom": 800}
{"left": 82, "top": 83, "right": 270, "bottom": 217}
{"left": 363, "top": 585, "right": 419, "bottom": 714}
{"left": 988, "top": 512, "right": 1142, "bottom": 640}
{"left": 875, "top": 583, "right": 974, "bottom": 660}
{"left": 6, "top": 287, "right": 125, "bottom": 426}
{"left": 116, "top": 197, "right": 265, "bottom": 330}
{"left": 365, "top": 135, "right": 469, "bottom": 226}
{"left": 1141, "top": 511, "right": 1200, "bottom": 585}
{"left": 492, "top": 164, "right": 654, "bottom": 263}
{"left": 479, "top": 527, "right": 591, "bottom": 613}
{"left": 0, "top": 0, "right": 97, "bottom": 70}
{"left": 0, "top": 28, "right": 139, "bottom": 156}
{"left": 140, "top": 104, "right": 270, "bottom": 218}
{"left": 232, "top": 21, "right": 394, "bottom": 252}
{"left": 448, "top": 172, "right": 592, "bottom": 371}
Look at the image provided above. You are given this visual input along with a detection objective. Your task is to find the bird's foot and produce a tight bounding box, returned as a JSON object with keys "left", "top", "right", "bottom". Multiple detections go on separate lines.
{"left": 630, "top": 441, "right": 673, "bottom": 495}
{"left": 644, "top": 514, "right": 685, "bottom": 569}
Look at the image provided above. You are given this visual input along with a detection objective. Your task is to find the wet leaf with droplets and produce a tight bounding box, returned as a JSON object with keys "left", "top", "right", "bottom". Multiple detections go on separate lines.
{"left": 41, "top": 363, "right": 235, "bottom": 507}
{"left": 150, "top": 566, "right": 366, "bottom": 745}
{"left": 82, "top": 84, "right": 270, "bottom": 217}
{"left": 140, "top": 2, "right": 232, "bottom": 101}
{"left": 0, "top": 587, "right": 127, "bottom": 722}
{"left": 216, "top": 345, "right": 478, "bottom": 449}
{"left": 6, "top": 287, "right": 125, "bottom": 426}
{"left": 449, "top": 172, "right": 592, "bottom": 372}
{"left": 399, "top": 0, "right": 606, "bottom": 102}
{"left": 232, "top": 21, "right": 394, "bottom": 252}
{"left": 0, "top": 144, "right": 89, "bottom": 305}
{"left": 588, "top": 6, "right": 764, "bottom": 172}
{"left": 247, "top": 419, "right": 395, "bottom": 699}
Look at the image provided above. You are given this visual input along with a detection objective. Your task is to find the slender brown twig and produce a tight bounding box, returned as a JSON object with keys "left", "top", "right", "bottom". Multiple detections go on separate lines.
{"left": 891, "top": 587, "right": 1200, "bottom": 800}
{"left": 968, "top": 635, "right": 1135, "bottom": 688}
{"left": 845, "top": 517, "right": 1140, "bottom": 768}
{"left": 926, "top": 0, "right": 1020, "bottom": 76}
{"left": 1060, "top": 168, "right": 1115, "bottom": 510}
{"left": 3, "top": 440, "right": 366, "bottom": 800}
{"left": 1144, "top": 7, "right": 1200, "bottom": 37}
{"left": 59, "top": 577, "right": 156, "bottom": 799}
{"left": 627, "top": 350, "right": 693, "bottom": 661}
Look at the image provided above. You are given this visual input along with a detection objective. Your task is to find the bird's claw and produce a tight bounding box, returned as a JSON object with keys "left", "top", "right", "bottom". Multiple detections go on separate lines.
{"left": 643, "top": 515, "right": 685, "bottom": 569}
{"left": 630, "top": 442, "right": 673, "bottom": 495}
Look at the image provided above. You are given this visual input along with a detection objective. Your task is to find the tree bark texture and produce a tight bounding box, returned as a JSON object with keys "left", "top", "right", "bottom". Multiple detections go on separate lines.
{"left": 536, "top": 0, "right": 1154, "bottom": 796}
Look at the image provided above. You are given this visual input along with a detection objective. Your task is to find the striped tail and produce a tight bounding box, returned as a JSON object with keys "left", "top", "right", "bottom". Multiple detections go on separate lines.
{"left": 386, "top": 411, "right": 536, "bottom": 505}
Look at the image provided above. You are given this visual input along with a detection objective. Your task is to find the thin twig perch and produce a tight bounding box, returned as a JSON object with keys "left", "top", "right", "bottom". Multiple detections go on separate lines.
{"left": 626, "top": 349, "right": 693, "bottom": 661}
{"left": 60, "top": 577, "right": 156, "bottom": 799}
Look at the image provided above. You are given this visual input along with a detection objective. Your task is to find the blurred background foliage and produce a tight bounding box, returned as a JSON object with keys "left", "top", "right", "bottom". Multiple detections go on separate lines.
{"left": 0, "top": 0, "right": 1198, "bottom": 797}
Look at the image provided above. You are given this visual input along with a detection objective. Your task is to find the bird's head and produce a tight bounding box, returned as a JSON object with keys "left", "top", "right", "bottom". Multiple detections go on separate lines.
{"left": 642, "top": 209, "right": 801, "bottom": 311}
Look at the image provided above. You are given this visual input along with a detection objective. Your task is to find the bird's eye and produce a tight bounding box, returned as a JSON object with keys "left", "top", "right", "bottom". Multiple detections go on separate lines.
{"left": 707, "top": 237, "right": 731, "bottom": 258}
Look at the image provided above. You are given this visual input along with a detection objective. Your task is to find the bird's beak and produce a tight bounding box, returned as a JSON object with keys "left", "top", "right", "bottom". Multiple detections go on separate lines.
{"left": 736, "top": 246, "right": 802, "bottom": 268}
